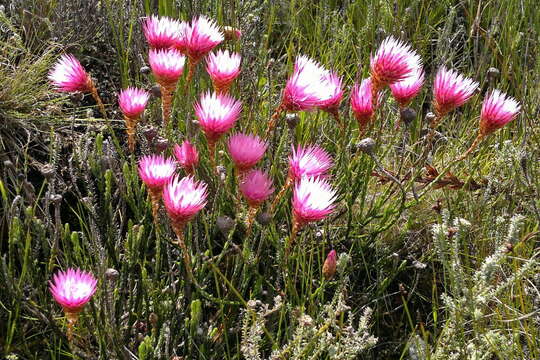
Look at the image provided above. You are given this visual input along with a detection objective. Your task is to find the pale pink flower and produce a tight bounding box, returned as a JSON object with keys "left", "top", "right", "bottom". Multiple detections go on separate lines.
{"left": 350, "top": 78, "right": 376, "bottom": 130}
{"left": 162, "top": 176, "right": 207, "bottom": 224}
{"left": 289, "top": 144, "right": 332, "bottom": 181}
{"left": 184, "top": 16, "right": 224, "bottom": 63}
{"left": 206, "top": 50, "right": 241, "bottom": 92}
{"left": 433, "top": 66, "right": 478, "bottom": 116}
{"left": 174, "top": 140, "right": 199, "bottom": 172}
{"left": 142, "top": 15, "right": 185, "bottom": 49}
{"left": 118, "top": 87, "right": 150, "bottom": 119}
{"left": 282, "top": 55, "right": 333, "bottom": 112}
{"left": 479, "top": 90, "right": 520, "bottom": 136}
{"left": 148, "top": 48, "right": 186, "bottom": 84}
{"left": 292, "top": 177, "right": 336, "bottom": 225}
{"left": 48, "top": 54, "right": 91, "bottom": 93}
{"left": 318, "top": 71, "right": 344, "bottom": 113}
{"left": 239, "top": 169, "right": 275, "bottom": 206}
{"left": 194, "top": 91, "right": 242, "bottom": 142}
{"left": 138, "top": 155, "right": 176, "bottom": 191}
{"left": 227, "top": 133, "right": 267, "bottom": 172}
{"left": 370, "top": 36, "right": 421, "bottom": 89}
{"left": 389, "top": 67, "right": 424, "bottom": 107}
{"left": 49, "top": 268, "right": 97, "bottom": 313}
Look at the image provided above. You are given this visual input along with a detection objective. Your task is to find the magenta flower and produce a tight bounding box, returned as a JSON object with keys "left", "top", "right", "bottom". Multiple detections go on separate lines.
{"left": 292, "top": 177, "right": 337, "bottom": 226}
{"left": 389, "top": 67, "right": 424, "bottom": 107}
{"left": 163, "top": 176, "right": 207, "bottom": 226}
{"left": 433, "top": 66, "right": 478, "bottom": 117}
{"left": 289, "top": 144, "right": 333, "bottom": 181}
{"left": 142, "top": 15, "right": 185, "bottom": 50}
{"left": 174, "top": 140, "right": 199, "bottom": 173}
{"left": 318, "top": 71, "right": 344, "bottom": 114}
{"left": 194, "top": 91, "right": 242, "bottom": 143}
{"left": 479, "top": 90, "right": 520, "bottom": 136}
{"left": 370, "top": 36, "right": 421, "bottom": 90}
{"left": 206, "top": 50, "right": 241, "bottom": 93}
{"left": 350, "top": 78, "right": 376, "bottom": 131}
{"left": 138, "top": 155, "right": 176, "bottom": 191}
{"left": 227, "top": 133, "right": 267, "bottom": 172}
{"left": 48, "top": 54, "right": 91, "bottom": 93}
{"left": 239, "top": 169, "right": 275, "bottom": 207}
{"left": 118, "top": 87, "right": 150, "bottom": 119}
{"left": 282, "top": 55, "right": 333, "bottom": 112}
{"left": 49, "top": 268, "right": 97, "bottom": 313}
{"left": 149, "top": 48, "right": 186, "bottom": 85}
{"left": 183, "top": 16, "right": 224, "bottom": 64}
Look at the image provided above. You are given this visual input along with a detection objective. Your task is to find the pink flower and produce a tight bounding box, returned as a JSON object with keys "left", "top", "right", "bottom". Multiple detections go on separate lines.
{"left": 479, "top": 90, "right": 520, "bottom": 136}
{"left": 142, "top": 15, "right": 185, "bottom": 50}
{"left": 48, "top": 54, "right": 91, "bottom": 93}
{"left": 194, "top": 91, "right": 242, "bottom": 142}
{"left": 149, "top": 48, "right": 186, "bottom": 85}
{"left": 292, "top": 177, "right": 336, "bottom": 225}
{"left": 322, "top": 249, "right": 337, "bottom": 280}
{"left": 138, "top": 155, "right": 176, "bottom": 191}
{"left": 350, "top": 78, "right": 376, "bottom": 129}
{"left": 282, "top": 55, "right": 333, "bottom": 112}
{"left": 318, "top": 71, "right": 344, "bottom": 113}
{"left": 174, "top": 141, "right": 199, "bottom": 172}
{"left": 162, "top": 176, "right": 207, "bottom": 224}
{"left": 227, "top": 133, "right": 267, "bottom": 171}
{"left": 370, "top": 37, "right": 421, "bottom": 89}
{"left": 239, "top": 169, "right": 275, "bottom": 206}
{"left": 433, "top": 66, "right": 478, "bottom": 116}
{"left": 184, "top": 16, "right": 224, "bottom": 63}
{"left": 206, "top": 50, "right": 241, "bottom": 92}
{"left": 389, "top": 67, "right": 424, "bottom": 107}
{"left": 49, "top": 268, "right": 97, "bottom": 313}
{"left": 118, "top": 87, "right": 150, "bottom": 118}
{"left": 289, "top": 144, "right": 332, "bottom": 181}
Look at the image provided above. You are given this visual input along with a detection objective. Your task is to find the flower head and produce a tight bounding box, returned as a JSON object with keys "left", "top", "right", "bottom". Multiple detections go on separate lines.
{"left": 370, "top": 36, "right": 421, "bottom": 88}
{"left": 206, "top": 50, "right": 241, "bottom": 92}
{"left": 289, "top": 144, "right": 332, "bottom": 180}
{"left": 194, "top": 91, "right": 242, "bottom": 142}
{"left": 48, "top": 54, "right": 91, "bottom": 93}
{"left": 149, "top": 48, "right": 186, "bottom": 85}
{"left": 318, "top": 71, "right": 344, "bottom": 113}
{"left": 239, "top": 169, "right": 274, "bottom": 206}
{"left": 433, "top": 66, "right": 478, "bottom": 116}
{"left": 227, "top": 133, "right": 267, "bottom": 171}
{"left": 163, "top": 176, "right": 207, "bottom": 224}
{"left": 49, "top": 268, "right": 97, "bottom": 313}
{"left": 142, "top": 15, "right": 185, "bottom": 49}
{"left": 479, "top": 90, "right": 520, "bottom": 136}
{"left": 174, "top": 140, "right": 199, "bottom": 172}
{"left": 292, "top": 177, "right": 336, "bottom": 225}
{"left": 184, "top": 16, "right": 224, "bottom": 63}
{"left": 138, "top": 155, "right": 176, "bottom": 191}
{"left": 118, "top": 87, "right": 150, "bottom": 118}
{"left": 350, "top": 78, "right": 376, "bottom": 129}
{"left": 389, "top": 67, "right": 424, "bottom": 107}
{"left": 282, "top": 55, "right": 333, "bottom": 112}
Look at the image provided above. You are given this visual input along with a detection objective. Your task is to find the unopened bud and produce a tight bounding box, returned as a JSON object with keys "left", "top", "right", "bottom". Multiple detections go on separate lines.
{"left": 425, "top": 112, "right": 436, "bottom": 124}
{"left": 140, "top": 66, "right": 151, "bottom": 75}
{"left": 49, "top": 194, "right": 62, "bottom": 204}
{"left": 286, "top": 113, "right": 299, "bottom": 129}
{"left": 70, "top": 92, "right": 84, "bottom": 102}
{"left": 400, "top": 107, "right": 417, "bottom": 126}
{"left": 3, "top": 160, "right": 14, "bottom": 170}
{"left": 322, "top": 250, "right": 337, "bottom": 280}
{"left": 256, "top": 211, "right": 272, "bottom": 226}
{"left": 356, "top": 138, "right": 376, "bottom": 155}
{"left": 149, "top": 312, "right": 158, "bottom": 328}
{"left": 216, "top": 216, "right": 235, "bottom": 236}
{"left": 105, "top": 268, "right": 119, "bottom": 281}
{"left": 151, "top": 84, "right": 161, "bottom": 98}
{"left": 487, "top": 67, "right": 500, "bottom": 81}
{"left": 223, "top": 26, "right": 242, "bottom": 41}
{"left": 154, "top": 137, "right": 169, "bottom": 153}
{"left": 143, "top": 126, "right": 158, "bottom": 142}
{"left": 40, "top": 164, "right": 55, "bottom": 179}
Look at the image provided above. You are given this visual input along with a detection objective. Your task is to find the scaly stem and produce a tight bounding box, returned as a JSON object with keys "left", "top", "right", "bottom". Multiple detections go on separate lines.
{"left": 330, "top": 109, "right": 344, "bottom": 130}
{"left": 148, "top": 188, "right": 162, "bottom": 227}
{"left": 245, "top": 205, "right": 258, "bottom": 236}
{"left": 171, "top": 221, "right": 193, "bottom": 280}
{"left": 455, "top": 133, "right": 485, "bottom": 161}
{"left": 270, "top": 175, "right": 293, "bottom": 213}
{"left": 160, "top": 82, "right": 176, "bottom": 126}
{"left": 88, "top": 79, "right": 107, "bottom": 119}
{"left": 65, "top": 311, "right": 79, "bottom": 343}
{"left": 124, "top": 115, "right": 138, "bottom": 152}
{"left": 284, "top": 219, "right": 300, "bottom": 262}
{"left": 208, "top": 139, "right": 217, "bottom": 173}
{"left": 265, "top": 103, "right": 284, "bottom": 137}
{"left": 185, "top": 58, "right": 200, "bottom": 92}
